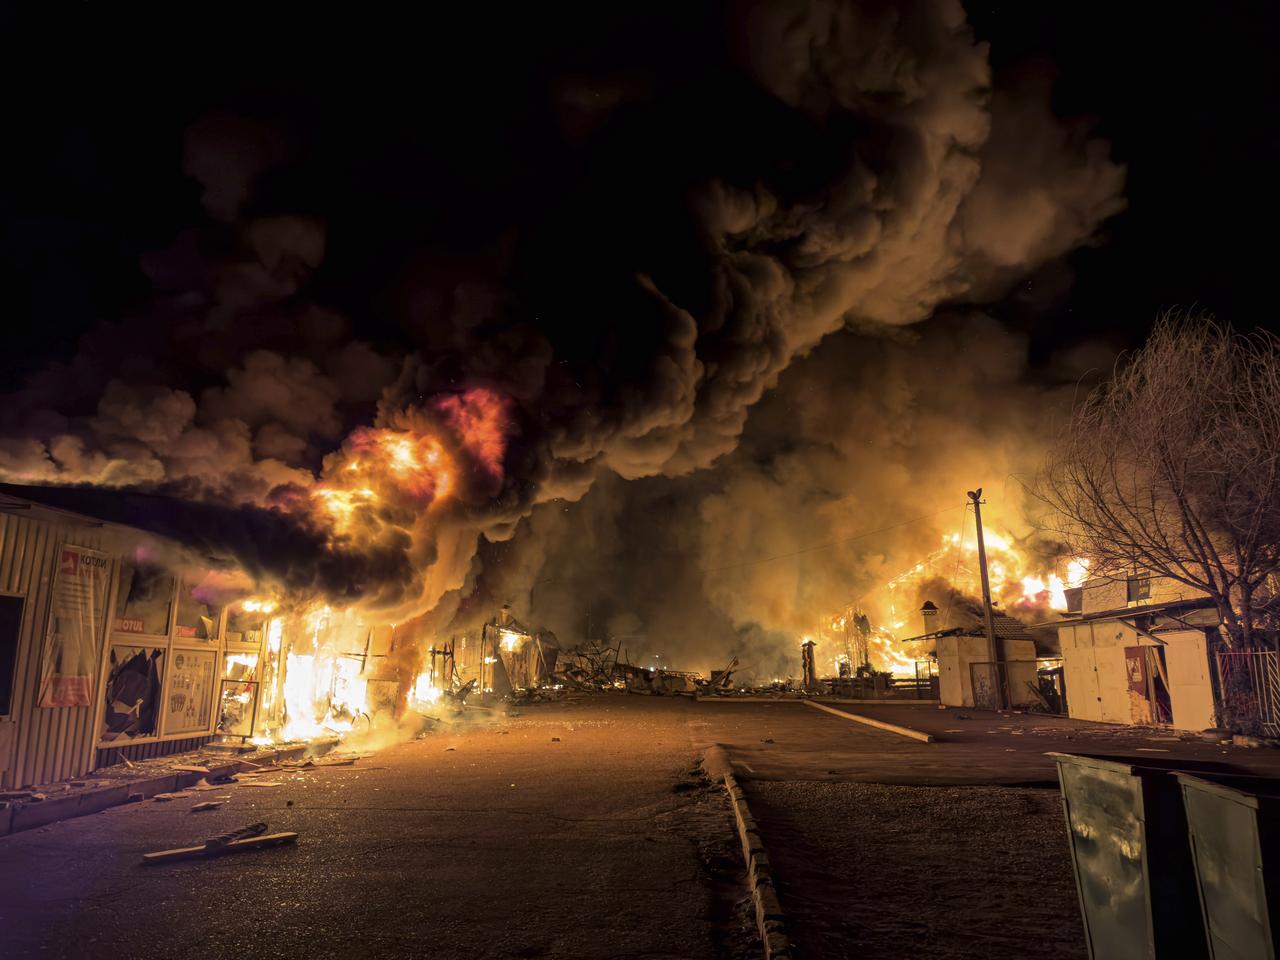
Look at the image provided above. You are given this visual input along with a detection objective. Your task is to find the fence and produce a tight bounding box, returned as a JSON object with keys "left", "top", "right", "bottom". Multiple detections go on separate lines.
{"left": 1215, "top": 647, "right": 1280, "bottom": 736}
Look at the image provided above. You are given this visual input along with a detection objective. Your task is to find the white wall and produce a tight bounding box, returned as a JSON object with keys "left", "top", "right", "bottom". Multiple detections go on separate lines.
{"left": 1081, "top": 575, "right": 1208, "bottom": 615}
{"left": 937, "top": 635, "right": 976, "bottom": 707}
{"left": 937, "top": 635, "right": 1037, "bottom": 708}
{"left": 1057, "top": 620, "right": 1216, "bottom": 730}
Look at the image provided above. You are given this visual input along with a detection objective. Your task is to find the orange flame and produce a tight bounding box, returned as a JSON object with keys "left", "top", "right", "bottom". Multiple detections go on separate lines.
{"left": 308, "top": 387, "right": 511, "bottom": 533}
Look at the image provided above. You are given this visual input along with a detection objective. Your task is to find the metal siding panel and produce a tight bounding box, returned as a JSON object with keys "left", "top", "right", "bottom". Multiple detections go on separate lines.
{"left": 19, "top": 516, "right": 55, "bottom": 787}
{"left": 2, "top": 512, "right": 112, "bottom": 788}
{"left": 94, "top": 734, "right": 213, "bottom": 768}
{"left": 6, "top": 514, "right": 44, "bottom": 786}
{"left": 0, "top": 509, "right": 218, "bottom": 788}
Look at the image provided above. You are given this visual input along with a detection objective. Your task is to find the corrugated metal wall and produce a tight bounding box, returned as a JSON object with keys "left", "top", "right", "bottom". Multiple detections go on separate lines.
{"left": 95, "top": 735, "right": 212, "bottom": 769}
{"left": 0, "top": 509, "right": 113, "bottom": 789}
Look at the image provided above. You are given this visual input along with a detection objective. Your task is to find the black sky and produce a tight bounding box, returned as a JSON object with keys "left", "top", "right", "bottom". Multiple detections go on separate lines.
{"left": 2, "top": 0, "right": 1277, "bottom": 381}
{"left": 967, "top": 2, "right": 1280, "bottom": 362}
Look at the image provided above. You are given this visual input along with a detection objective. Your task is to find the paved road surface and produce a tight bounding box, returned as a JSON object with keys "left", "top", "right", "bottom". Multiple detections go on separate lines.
{"left": 4, "top": 696, "right": 1268, "bottom": 960}
{"left": 0, "top": 698, "right": 745, "bottom": 960}
{"left": 689, "top": 698, "right": 1280, "bottom": 784}
{"left": 689, "top": 698, "right": 1278, "bottom": 960}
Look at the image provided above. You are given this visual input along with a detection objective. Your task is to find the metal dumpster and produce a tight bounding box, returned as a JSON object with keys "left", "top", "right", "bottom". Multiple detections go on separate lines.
{"left": 1177, "top": 773, "right": 1280, "bottom": 960}
{"left": 1049, "top": 752, "right": 1213, "bottom": 959}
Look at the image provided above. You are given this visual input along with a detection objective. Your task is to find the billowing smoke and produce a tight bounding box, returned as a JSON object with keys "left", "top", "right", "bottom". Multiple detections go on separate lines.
{"left": 486, "top": 315, "right": 1093, "bottom": 679}
{"left": 0, "top": 1, "right": 1123, "bottom": 641}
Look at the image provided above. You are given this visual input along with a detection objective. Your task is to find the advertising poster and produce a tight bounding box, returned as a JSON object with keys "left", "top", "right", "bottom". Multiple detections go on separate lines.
{"left": 38, "top": 545, "right": 111, "bottom": 708}
{"left": 165, "top": 649, "right": 215, "bottom": 734}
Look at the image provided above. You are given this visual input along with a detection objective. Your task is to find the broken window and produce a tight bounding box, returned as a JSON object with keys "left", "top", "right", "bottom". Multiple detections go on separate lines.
{"left": 174, "top": 575, "right": 223, "bottom": 641}
{"left": 0, "top": 595, "right": 24, "bottom": 716}
{"left": 114, "top": 560, "right": 174, "bottom": 636}
{"left": 226, "top": 604, "right": 271, "bottom": 646}
{"left": 101, "top": 645, "right": 164, "bottom": 740}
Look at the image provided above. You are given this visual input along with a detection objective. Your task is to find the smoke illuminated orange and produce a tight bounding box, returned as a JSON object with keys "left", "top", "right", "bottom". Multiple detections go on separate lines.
{"left": 435, "top": 387, "right": 509, "bottom": 479}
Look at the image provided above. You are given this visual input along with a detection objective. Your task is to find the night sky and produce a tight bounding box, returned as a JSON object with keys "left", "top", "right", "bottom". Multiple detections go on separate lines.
{"left": 3, "top": 2, "right": 1277, "bottom": 386}
{"left": 1, "top": 1, "right": 1278, "bottom": 659}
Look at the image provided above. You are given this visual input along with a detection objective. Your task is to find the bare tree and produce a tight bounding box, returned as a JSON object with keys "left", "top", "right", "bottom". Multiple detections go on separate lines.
{"left": 1038, "top": 313, "right": 1280, "bottom": 648}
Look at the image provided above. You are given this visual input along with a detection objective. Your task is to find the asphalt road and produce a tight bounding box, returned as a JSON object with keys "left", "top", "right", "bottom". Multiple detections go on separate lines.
{"left": 689, "top": 698, "right": 1278, "bottom": 960}
{"left": 3, "top": 696, "right": 1264, "bottom": 960}
{"left": 689, "top": 699, "right": 1280, "bottom": 784}
{"left": 0, "top": 698, "right": 748, "bottom": 960}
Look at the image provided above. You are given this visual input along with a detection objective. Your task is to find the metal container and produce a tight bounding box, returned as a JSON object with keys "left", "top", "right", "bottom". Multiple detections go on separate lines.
{"left": 1049, "top": 752, "right": 1212, "bottom": 959}
{"left": 1177, "top": 773, "right": 1280, "bottom": 960}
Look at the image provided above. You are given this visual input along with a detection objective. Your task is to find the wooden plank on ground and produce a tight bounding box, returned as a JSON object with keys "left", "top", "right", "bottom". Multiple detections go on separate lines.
{"left": 804, "top": 699, "right": 935, "bottom": 742}
{"left": 142, "top": 832, "right": 298, "bottom": 864}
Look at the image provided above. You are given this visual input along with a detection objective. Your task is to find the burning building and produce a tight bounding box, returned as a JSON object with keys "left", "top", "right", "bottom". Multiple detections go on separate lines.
{"left": 0, "top": 0, "right": 1130, "bottom": 757}
{"left": 0, "top": 483, "right": 500, "bottom": 789}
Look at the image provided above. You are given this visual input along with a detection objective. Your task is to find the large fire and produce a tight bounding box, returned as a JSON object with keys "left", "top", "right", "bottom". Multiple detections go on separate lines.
{"left": 819, "top": 526, "right": 1089, "bottom": 678}
{"left": 214, "top": 386, "right": 515, "bottom": 744}
{"left": 308, "top": 385, "right": 510, "bottom": 533}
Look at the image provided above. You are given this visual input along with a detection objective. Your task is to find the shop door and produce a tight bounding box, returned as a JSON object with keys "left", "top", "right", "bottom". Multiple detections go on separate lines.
{"left": 1124, "top": 645, "right": 1174, "bottom": 725}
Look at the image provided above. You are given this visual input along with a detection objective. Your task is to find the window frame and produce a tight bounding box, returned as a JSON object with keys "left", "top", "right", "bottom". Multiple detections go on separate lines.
{"left": 96, "top": 565, "right": 231, "bottom": 749}
{"left": 0, "top": 590, "right": 27, "bottom": 720}
{"left": 1127, "top": 576, "right": 1153, "bottom": 604}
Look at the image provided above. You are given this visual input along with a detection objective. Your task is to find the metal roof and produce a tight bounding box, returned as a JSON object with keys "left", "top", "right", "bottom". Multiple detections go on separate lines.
{"left": 1030, "top": 596, "right": 1217, "bottom": 629}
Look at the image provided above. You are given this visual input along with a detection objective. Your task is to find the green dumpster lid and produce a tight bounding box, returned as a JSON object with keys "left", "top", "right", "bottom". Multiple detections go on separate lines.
{"left": 1176, "top": 772, "right": 1280, "bottom": 808}
{"left": 1046, "top": 751, "right": 1244, "bottom": 777}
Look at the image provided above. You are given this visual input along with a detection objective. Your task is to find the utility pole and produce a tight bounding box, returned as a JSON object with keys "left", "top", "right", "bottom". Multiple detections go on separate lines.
{"left": 967, "top": 488, "right": 1007, "bottom": 709}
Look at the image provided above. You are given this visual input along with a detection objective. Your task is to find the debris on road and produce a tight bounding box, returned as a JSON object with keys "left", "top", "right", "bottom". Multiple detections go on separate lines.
{"left": 152, "top": 792, "right": 193, "bottom": 802}
{"left": 142, "top": 822, "right": 298, "bottom": 864}
{"left": 0, "top": 791, "right": 44, "bottom": 802}
{"left": 190, "top": 801, "right": 222, "bottom": 812}
{"left": 281, "top": 756, "right": 358, "bottom": 769}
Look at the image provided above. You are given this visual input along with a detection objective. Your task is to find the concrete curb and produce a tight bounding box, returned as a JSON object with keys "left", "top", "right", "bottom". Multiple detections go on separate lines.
{"left": 0, "top": 739, "right": 337, "bottom": 839}
{"left": 696, "top": 695, "right": 939, "bottom": 706}
{"left": 804, "top": 699, "right": 935, "bottom": 742}
{"left": 815, "top": 698, "right": 939, "bottom": 706}
{"left": 702, "top": 745, "right": 793, "bottom": 960}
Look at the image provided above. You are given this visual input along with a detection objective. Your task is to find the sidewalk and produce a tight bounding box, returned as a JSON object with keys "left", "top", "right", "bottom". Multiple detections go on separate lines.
{"left": 0, "top": 738, "right": 338, "bottom": 837}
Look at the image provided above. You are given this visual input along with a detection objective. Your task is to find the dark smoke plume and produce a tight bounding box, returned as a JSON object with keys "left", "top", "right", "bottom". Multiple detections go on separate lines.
{"left": 0, "top": 1, "right": 1124, "bottom": 633}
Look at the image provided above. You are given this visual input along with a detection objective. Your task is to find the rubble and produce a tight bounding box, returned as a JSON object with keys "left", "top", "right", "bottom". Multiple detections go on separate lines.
{"left": 0, "top": 737, "right": 341, "bottom": 838}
